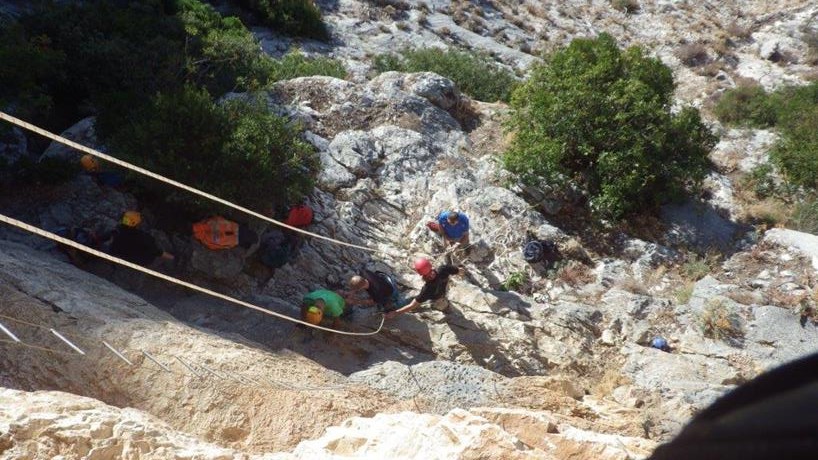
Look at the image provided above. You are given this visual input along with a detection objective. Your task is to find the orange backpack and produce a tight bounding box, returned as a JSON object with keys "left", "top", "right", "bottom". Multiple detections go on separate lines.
{"left": 192, "top": 216, "right": 239, "bottom": 250}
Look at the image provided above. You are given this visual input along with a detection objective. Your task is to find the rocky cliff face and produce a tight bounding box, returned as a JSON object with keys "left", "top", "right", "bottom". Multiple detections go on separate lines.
{"left": 2, "top": 1, "right": 818, "bottom": 459}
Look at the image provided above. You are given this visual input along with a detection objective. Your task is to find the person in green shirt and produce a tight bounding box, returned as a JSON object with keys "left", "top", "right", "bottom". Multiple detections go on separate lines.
{"left": 301, "top": 289, "right": 347, "bottom": 328}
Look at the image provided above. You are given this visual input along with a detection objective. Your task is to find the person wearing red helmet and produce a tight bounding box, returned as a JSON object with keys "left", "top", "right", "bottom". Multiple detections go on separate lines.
{"left": 384, "top": 257, "right": 463, "bottom": 318}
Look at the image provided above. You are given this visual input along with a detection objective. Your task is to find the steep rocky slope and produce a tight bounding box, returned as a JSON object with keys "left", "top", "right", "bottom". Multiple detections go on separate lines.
{"left": 2, "top": 0, "right": 818, "bottom": 459}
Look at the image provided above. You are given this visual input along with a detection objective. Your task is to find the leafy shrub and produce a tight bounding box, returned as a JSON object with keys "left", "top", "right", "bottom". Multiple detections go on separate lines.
{"left": 373, "top": 47, "right": 518, "bottom": 102}
{"left": 9, "top": 156, "right": 80, "bottom": 186}
{"left": 713, "top": 85, "right": 776, "bottom": 128}
{"left": 789, "top": 197, "right": 818, "bottom": 235}
{"left": 771, "top": 104, "right": 818, "bottom": 189}
{"left": 97, "top": 87, "right": 318, "bottom": 210}
{"left": 0, "top": 20, "right": 65, "bottom": 121}
{"left": 233, "top": 0, "right": 328, "bottom": 40}
{"left": 504, "top": 33, "right": 716, "bottom": 220}
{"left": 3, "top": 1, "right": 321, "bottom": 211}
{"left": 179, "top": 0, "right": 275, "bottom": 94}
{"left": 267, "top": 51, "right": 347, "bottom": 82}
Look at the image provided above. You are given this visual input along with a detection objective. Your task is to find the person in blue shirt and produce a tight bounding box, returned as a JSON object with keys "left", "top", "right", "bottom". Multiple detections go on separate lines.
{"left": 436, "top": 209, "right": 470, "bottom": 248}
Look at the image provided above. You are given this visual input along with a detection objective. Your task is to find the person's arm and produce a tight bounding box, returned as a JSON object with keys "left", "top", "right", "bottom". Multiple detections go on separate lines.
{"left": 384, "top": 298, "right": 421, "bottom": 318}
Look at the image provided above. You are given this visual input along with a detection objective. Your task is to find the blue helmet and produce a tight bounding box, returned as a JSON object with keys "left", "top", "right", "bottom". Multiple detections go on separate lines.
{"left": 651, "top": 336, "right": 669, "bottom": 350}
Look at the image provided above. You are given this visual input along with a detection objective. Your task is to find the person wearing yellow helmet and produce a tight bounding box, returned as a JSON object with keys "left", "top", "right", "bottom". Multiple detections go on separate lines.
{"left": 301, "top": 289, "right": 346, "bottom": 328}
{"left": 121, "top": 210, "right": 142, "bottom": 228}
{"left": 303, "top": 305, "right": 323, "bottom": 325}
{"left": 109, "top": 211, "right": 174, "bottom": 267}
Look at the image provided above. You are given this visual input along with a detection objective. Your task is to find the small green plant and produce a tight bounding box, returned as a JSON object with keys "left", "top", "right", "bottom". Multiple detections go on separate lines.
{"left": 713, "top": 85, "right": 777, "bottom": 128}
{"left": 267, "top": 51, "right": 347, "bottom": 82}
{"left": 675, "top": 281, "right": 695, "bottom": 305}
{"left": 500, "top": 271, "right": 529, "bottom": 292}
{"left": 790, "top": 197, "right": 818, "bottom": 235}
{"left": 373, "top": 47, "right": 518, "bottom": 102}
{"left": 746, "top": 163, "right": 775, "bottom": 198}
{"left": 233, "top": 0, "right": 329, "bottom": 40}
{"left": 700, "top": 298, "right": 743, "bottom": 343}
{"left": 682, "top": 252, "right": 718, "bottom": 281}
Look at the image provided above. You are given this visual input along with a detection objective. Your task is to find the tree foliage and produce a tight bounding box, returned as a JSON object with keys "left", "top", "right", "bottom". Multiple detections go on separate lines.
{"left": 0, "top": 0, "right": 333, "bottom": 208}
{"left": 97, "top": 87, "right": 318, "bottom": 210}
{"left": 504, "top": 33, "right": 716, "bottom": 219}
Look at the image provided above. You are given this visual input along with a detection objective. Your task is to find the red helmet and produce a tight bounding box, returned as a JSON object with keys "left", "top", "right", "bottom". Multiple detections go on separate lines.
{"left": 413, "top": 257, "right": 432, "bottom": 276}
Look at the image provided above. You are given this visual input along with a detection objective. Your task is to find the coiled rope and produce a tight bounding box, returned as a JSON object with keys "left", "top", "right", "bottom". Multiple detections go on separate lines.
{"left": 0, "top": 213, "right": 384, "bottom": 336}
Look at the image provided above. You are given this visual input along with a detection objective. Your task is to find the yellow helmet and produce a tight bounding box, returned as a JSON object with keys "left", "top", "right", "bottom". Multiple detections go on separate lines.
{"left": 121, "top": 211, "right": 142, "bottom": 228}
{"left": 80, "top": 154, "right": 99, "bottom": 172}
{"left": 304, "top": 306, "right": 323, "bottom": 325}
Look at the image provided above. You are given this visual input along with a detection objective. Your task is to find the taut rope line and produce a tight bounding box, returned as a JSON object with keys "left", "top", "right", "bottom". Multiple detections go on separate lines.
{"left": 0, "top": 111, "right": 382, "bottom": 255}
{"left": 0, "top": 213, "right": 384, "bottom": 336}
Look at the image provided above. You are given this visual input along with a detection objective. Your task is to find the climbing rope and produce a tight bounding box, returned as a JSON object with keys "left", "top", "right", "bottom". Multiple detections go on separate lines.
{"left": 0, "top": 111, "right": 385, "bottom": 256}
{"left": 0, "top": 213, "right": 384, "bottom": 336}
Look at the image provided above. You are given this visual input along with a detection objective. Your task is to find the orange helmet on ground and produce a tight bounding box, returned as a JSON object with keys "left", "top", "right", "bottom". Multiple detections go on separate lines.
{"left": 121, "top": 211, "right": 142, "bottom": 228}
{"left": 413, "top": 257, "right": 432, "bottom": 276}
{"left": 304, "top": 306, "right": 323, "bottom": 325}
{"left": 80, "top": 155, "right": 99, "bottom": 172}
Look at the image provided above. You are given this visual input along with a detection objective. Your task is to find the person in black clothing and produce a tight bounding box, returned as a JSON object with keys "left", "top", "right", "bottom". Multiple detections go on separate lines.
{"left": 385, "top": 258, "right": 463, "bottom": 318}
{"left": 344, "top": 269, "right": 406, "bottom": 312}
{"left": 109, "top": 211, "right": 174, "bottom": 267}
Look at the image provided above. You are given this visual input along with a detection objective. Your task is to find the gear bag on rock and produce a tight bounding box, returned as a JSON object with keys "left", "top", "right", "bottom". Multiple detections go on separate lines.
{"left": 523, "top": 240, "right": 560, "bottom": 268}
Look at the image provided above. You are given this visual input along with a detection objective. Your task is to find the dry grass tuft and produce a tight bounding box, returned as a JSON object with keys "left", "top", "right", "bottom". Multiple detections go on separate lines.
{"left": 700, "top": 298, "right": 744, "bottom": 342}
{"left": 617, "top": 277, "right": 649, "bottom": 296}
{"left": 593, "top": 367, "right": 632, "bottom": 398}
{"left": 676, "top": 42, "right": 711, "bottom": 67}
{"left": 556, "top": 261, "right": 595, "bottom": 287}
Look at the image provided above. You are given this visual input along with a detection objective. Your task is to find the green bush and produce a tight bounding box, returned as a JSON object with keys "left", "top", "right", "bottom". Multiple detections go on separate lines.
{"left": 713, "top": 85, "right": 777, "bottom": 128}
{"left": 8, "top": 156, "right": 80, "bottom": 186}
{"left": 768, "top": 83, "right": 818, "bottom": 190}
{"left": 2, "top": 1, "right": 322, "bottom": 211}
{"left": 179, "top": 0, "right": 275, "bottom": 94}
{"left": 267, "top": 51, "right": 347, "bottom": 82}
{"left": 97, "top": 87, "right": 318, "bottom": 210}
{"left": 745, "top": 164, "right": 775, "bottom": 198}
{"left": 233, "top": 0, "right": 329, "bottom": 40}
{"left": 504, "top": 33, "right": 716, "bottom": 220}
{"left": 373, "top": 47, "right": 519, "bottom": 102}
{"left": 0, "top": 20, "right": 65, "bottom": 121}
{"left": 790, "top": 197, "right": 818, "bottom": 235}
